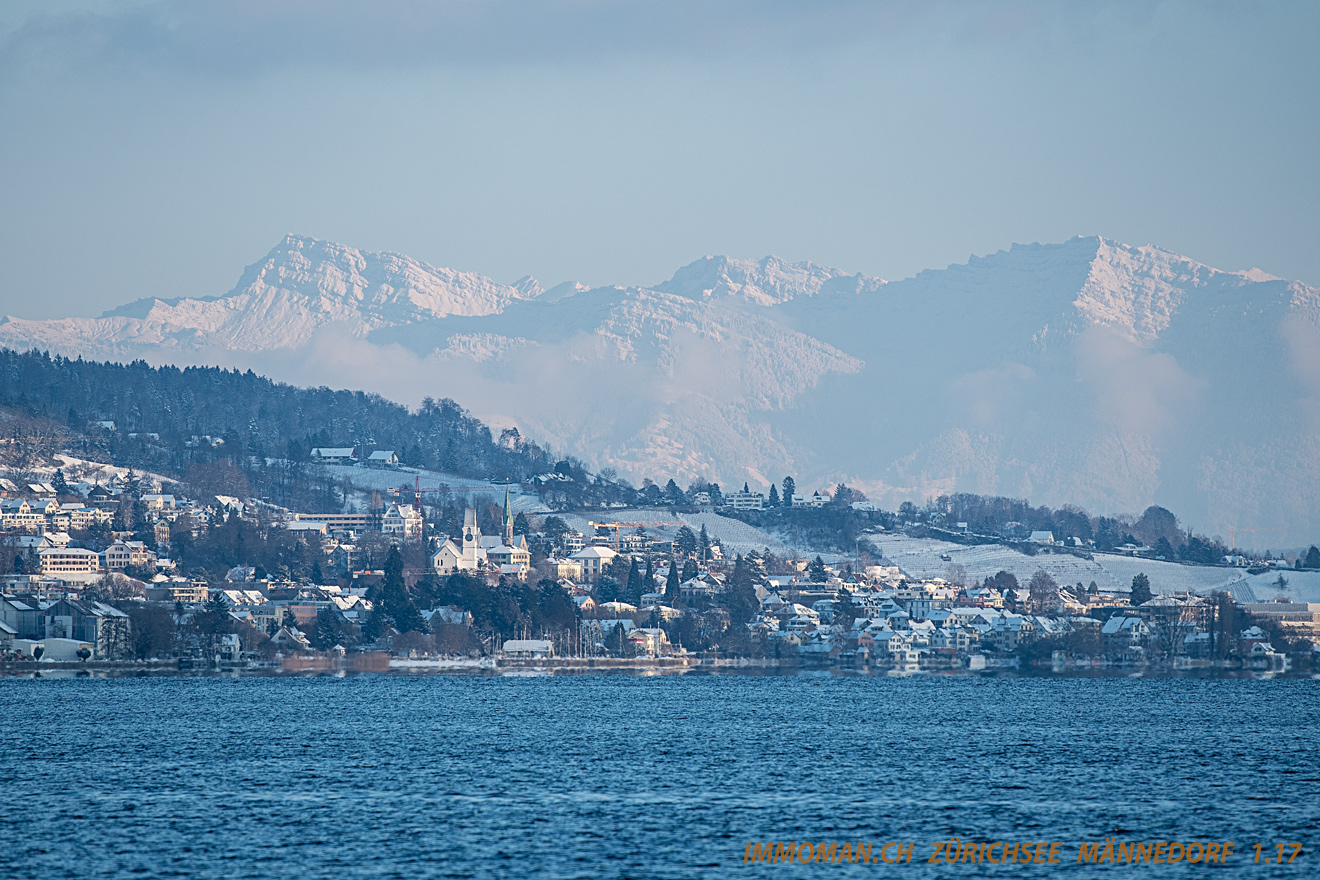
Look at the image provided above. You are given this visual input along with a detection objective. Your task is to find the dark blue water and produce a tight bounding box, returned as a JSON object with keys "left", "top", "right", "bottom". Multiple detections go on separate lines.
{"left": 2, "top": 673, "right": 1316, "bottom": 878}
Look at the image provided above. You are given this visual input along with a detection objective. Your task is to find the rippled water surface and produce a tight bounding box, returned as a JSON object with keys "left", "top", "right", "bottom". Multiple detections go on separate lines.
{"left": 2, "top": 674, "right": 1316, "bottom": 878}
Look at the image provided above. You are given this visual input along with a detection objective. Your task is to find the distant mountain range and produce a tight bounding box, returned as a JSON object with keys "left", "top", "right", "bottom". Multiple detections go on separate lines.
{"left": 3, "top": 233, "right": 1318, "bottom": 548}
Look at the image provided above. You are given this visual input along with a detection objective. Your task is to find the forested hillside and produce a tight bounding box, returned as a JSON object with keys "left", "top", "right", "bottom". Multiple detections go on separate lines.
{"left": 0, "top": 348, "right": 554, "bottom": 488}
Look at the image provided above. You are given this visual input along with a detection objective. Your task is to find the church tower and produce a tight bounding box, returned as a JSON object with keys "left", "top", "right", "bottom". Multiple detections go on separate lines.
{"left": 462, "top": 508, "right": 481, "bottom": 567}
{"left": 503, "top": 483, "right": 514, "bottom": 546}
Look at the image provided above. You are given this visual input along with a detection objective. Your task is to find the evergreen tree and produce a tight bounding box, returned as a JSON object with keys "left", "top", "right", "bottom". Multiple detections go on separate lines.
{"left": 370, "top": 545, "right": 428, "bottom": 636}
{"left": 1130, "top": 573, "right": 1153, "bottom": 606}
{"left": 664, "top": 556, "right": 681, "bottom": 603}
{"left": 698, "top": 524, "right": 710, "bottom": 561}
{"left": 724, "top": 554, "right": 759, "bottom": 626}
{"left": 681, "top": 557, "right": 698, "bottom": 581}
{"left": 311, "top": 606, "right": 355, "bottom": 650}
{"left": 768, "top": 484, "right": 780, "bottom": 507}
{"left": 594, "top": 576, "right": 621, "bottom": 603}
{"left": 607, "top": 621, "right": 629, "bottom": 656}
{"left": 834, "top": 588, "right": 860, "bottom": 630}
{"left": 51, "top": 468, "right": 70, "bottom": 496}
{"left": 1303, "top": 546, "right": 1320, "bottom": 570}
{"left": 807, "top": 555, "right": 828, "bottom": 582}
{"left": 625, "top": 556, "right": 642, "bottom": 604}
{"left": 782, "top": 476, "right": 796, "bottom": 505}
{"left": 644, "top": 554, "right": 654, "bottom": 595}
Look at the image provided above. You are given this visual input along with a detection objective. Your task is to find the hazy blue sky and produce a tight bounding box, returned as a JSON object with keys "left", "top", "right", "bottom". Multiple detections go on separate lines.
{"left": 1, "top": 1, "right": 1317, "bottom": 319}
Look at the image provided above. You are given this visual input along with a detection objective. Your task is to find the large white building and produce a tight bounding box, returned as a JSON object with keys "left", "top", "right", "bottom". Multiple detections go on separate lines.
{"left": 381, "top": 503, "right": 424, "bottom": 541}
{"left": 39, "top": 547, "right": 102, "bottom": 582}
{"left": 726, "top": 486, "right": 765, "bottom": 510}
{"left": 570, "top": 545, "right": 618, "bottom": 577}
{"left": 104, "top": 540, "right": 157, "bottom": 571}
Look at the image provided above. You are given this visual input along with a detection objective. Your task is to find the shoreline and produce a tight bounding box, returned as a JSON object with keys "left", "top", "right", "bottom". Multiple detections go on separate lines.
{"left": 1, "top": 655, "right": 1313, "bottom": 679}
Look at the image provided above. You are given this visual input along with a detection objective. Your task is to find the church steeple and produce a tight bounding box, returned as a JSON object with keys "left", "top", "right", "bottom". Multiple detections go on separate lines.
{"left": 504, "top": 482, "right": 514, "bottom": 545}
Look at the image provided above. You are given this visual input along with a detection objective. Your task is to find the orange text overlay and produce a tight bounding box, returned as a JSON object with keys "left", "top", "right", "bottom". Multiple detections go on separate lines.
{"left": 744, "top": 839, "right": 1302, "bottom": 865}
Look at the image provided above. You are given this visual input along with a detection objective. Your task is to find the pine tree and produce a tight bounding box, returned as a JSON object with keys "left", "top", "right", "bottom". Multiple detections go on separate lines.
{"left": 665, "top": 556, "right": 681, "bottom": 603}
{"left": 724, "top": 554, "right": 759, "bottom": 626}
{"left": 625, "top": 556, "right": 641, "bottom": 604}
{"left": 807, "top": 555, "right": 828, "bottom": 582}
{"left": 768, "top": 484, "right": 780, "bottom": 507}
{"left": 1304, "top": 545, "right": 1320, "bottom": 570}
{"left": 782, "top": 476, "right": 796, "bottom": 506}
{"left": 698, "top": 524, "right": 710, "bottom": 561}
{"left": 681, "top": 557, "right": 698, "bottom": 581}
{"left": 375, "top": 545, "right": 428, "bottom": 635}
{"left": 1130, "top": 573, "right": 1153, "bottom": 606}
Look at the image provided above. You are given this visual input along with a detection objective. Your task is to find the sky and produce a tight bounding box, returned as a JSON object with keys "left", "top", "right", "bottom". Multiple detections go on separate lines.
{"left": 1, "top": 0, "right": 1318, "bottom": 319}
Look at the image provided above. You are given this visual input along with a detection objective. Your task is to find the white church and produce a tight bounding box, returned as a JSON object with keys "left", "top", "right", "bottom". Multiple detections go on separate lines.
{"left": 431, "top": 488, "right": 531, "bottom": 579}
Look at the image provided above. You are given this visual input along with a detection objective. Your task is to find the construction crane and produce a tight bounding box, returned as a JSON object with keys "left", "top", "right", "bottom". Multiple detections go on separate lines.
{"left": 1229, "top": 526, "right": 1284, "bottom": 552}
{"left": 588, "top": 520, "right": 685, "bottom": 551}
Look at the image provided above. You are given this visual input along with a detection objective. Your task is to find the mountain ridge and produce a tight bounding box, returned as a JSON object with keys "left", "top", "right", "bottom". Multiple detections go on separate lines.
{"left": 2, "top": 233, "right": 1317, "bottom": 547}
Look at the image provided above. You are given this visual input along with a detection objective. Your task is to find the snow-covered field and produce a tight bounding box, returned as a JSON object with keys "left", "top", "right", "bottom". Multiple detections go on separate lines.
{"left": 1093, "top": 554, "right": 1247, "bottom": 599}
{"left": 322, "top": 464, "right": 550, "bottom": 515}
{"left": 864, "top": 533, "right": 1258, "bottom": 599}
{"left": 1237, "top": 570, "right": 1320, "bottom": 604}
{"left": 51, "top": 454, "right": 173, "bottom": 489}
{"left": 556, "top": 510, "right": 800, "bottom": 557}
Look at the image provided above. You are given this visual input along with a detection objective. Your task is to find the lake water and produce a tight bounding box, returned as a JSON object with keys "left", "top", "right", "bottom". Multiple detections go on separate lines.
{"left": 2, "top": 673, "right": 1316, "bottom": 878}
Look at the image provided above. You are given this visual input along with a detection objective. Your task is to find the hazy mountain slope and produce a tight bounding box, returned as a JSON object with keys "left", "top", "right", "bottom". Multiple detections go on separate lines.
{"left": 0, "top": 235, "right": 535, "bottom": 356}
{"left": 2, "top": 233, "right": 1317, "bottom": 547}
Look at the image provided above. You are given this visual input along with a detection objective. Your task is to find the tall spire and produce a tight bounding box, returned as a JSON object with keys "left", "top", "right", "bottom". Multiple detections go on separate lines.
{"left": 504, "top": 481, "right": 514, "bottom": 545}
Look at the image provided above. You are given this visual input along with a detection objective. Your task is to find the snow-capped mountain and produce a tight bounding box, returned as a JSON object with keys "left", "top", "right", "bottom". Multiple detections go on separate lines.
{"left": 0, "top": 235, "right": 537, "bottom": 354}
{"left": 3, "top": 234, "right": 1318, "bottom": 547}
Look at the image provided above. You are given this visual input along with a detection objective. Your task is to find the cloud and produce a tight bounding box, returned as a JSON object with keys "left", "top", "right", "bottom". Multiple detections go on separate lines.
{"left": 1074, "top": 326, "right": 1201, "bottom": 436}
{"left": 0, "top": 1, "right": 1161, "bottom": 79}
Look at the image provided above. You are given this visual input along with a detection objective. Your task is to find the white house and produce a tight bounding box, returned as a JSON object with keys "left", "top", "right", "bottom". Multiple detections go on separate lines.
{"left": 570, "top": 545, "right": 618, "bottom": 577}
{"left": 726, "top": 485, "right": 765, "bottom": 510}
{"left": 365, "top": 450, "right": 399, "bottom": 468}
{"left": 104, "top": 540, "right": 157, "bottom": 571}
{"left": 311, "top": 447, "right": 357, "bottom": 464}
{"left": 381, "top": 503, "right": 424, "bottom": 541}
{"left": 502, "top": 639, "right": 554, "bottom": 658}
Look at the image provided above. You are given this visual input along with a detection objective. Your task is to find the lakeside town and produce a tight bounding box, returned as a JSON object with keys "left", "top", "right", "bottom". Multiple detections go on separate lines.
{"left": 3, "top": 444, "right": 1318, "bottom": 677}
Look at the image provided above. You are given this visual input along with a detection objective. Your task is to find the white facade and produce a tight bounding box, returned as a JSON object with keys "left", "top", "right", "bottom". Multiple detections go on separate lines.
{"left": 726, "top": 489, "right": 764, "bottom": 510}
{"left": 381, "top": 504, "right": 424, "bottom": 541}
{"left": 570, "top": 545, "right": 618, "bottom": 577}
{"left": 39, "top": 547, "right": 101, "bottom": 581}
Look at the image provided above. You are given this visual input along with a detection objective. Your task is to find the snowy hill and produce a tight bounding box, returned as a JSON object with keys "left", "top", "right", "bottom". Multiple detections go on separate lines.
{"left": 2, "top": 233, "right": 1318, "bottom": 548}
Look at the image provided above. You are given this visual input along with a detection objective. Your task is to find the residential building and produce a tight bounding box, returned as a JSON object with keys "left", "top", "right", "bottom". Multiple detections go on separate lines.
{"left": 381, "top": 503, "right": 424, "bottom": 541}
{"left": 38, "top": 547, "right": 102, "bottom": 581}
{"left": 104, "top": 540, "right": 157, "bottom": 571}
{"left": 726, "top": 486, "right": 765, "bottom": 510}
{"left": 310, "top": 447, "right": 357, "bottom": 464}
{"left": 570, "top": 545, "right": 618, "bottom": 577}
{"left": 365, "top": 450, "right": 399, "bottom": 468}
